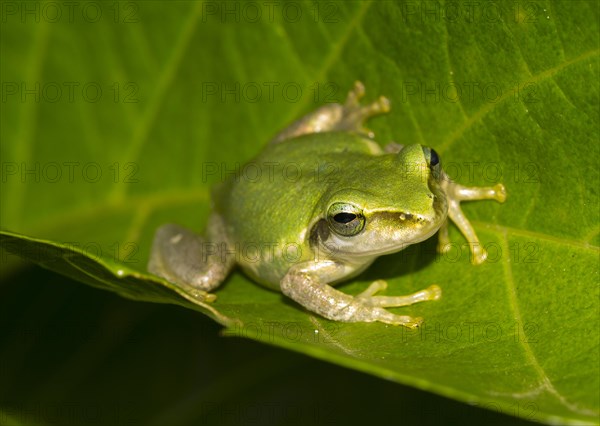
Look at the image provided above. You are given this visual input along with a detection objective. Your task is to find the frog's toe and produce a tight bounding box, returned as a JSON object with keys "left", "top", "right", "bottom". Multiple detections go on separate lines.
{"left": 345, "top": 80, "right": 366, "bottom": 105}
{"left": 185, "top": 287, "right": 217, "bottom": 303}
{"left": 437, "top": 241, "right": 452, "bottom": 254}
{"left": 471, "top": 246, "right": 488, "bottom": 265}
{"left": 358, "top": 283, "right": 442, "bottom": 308}
{"left": 356, "top": 279, "right": 388, "bottom": 300}
{"left": 373, "top": 309, "right": 423, "bottom": 328}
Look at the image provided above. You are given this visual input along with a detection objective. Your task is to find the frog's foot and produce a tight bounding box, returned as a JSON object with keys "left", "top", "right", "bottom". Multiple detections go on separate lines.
{"left": 148, "top": 223, "right": 234, "bottom": 298}
{"left": 439, "top": 179, "right": 507, "bottom": 265}
{"left": 270, "top": 81, "right": 390, "bottom": 143}
{"left": 337, "top": 81, "right": 391, "bottom": 138}
{"left": 352, "top": 280, "right": 441, "bottom": 328}
{"left": 281, "top": 265, "right": 438, "bottom": 328}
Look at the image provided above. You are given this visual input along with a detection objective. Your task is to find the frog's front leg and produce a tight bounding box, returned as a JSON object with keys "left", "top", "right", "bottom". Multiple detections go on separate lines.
{"left": 439, "top": 176, "right": 507, "bottom": 264}
{"left": 148, "top": 216, "right": 235, "bottom": 298}
{"left": 280, "top": 262, "right": 440, "bottom": 328}
{"left": 271, "top": 81, "right": 390, "bottom": 143}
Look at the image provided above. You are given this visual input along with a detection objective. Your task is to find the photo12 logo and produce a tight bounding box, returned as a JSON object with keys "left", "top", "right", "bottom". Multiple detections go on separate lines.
{"left": 397, "top": 1, "right": 546, "bottom": 24}
{"left": 0, "top": 239, "right": 140, "bottom": 266}
{"left": 399, "top": 80, "right": 540, "bottom": 104}
{"left": 200, "top": 1, "right": 340, "bottom": 23}
{"left": 1, "top": 1, "right": 140, "bottom": 23}
{"left": 200, "top": 81, "right": 339, "bottom": 104}
{"left": 200, "top": 161, "right": 341, "bottom": 184}
{"left": 1, "top": 162, "right": 139, "bottom": 184}
{"left": 2, "top": 81, "right": 139, "bottom": 104}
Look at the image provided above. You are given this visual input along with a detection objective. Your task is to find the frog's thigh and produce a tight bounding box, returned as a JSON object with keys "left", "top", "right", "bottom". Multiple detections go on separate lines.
{"left": 383, "top": 142, "right": 404, "bottom": 153}
{"left": 280, "top": 262, "right": 425, "bottom": 328}
{"left": 270, "top": 103, "right": 344, "bottom": 144}
{"left": 148, "top": 223, "right": 233, "bottom": 291}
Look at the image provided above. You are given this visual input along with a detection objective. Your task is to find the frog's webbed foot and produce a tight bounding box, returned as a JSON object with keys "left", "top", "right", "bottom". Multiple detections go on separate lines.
{"left": 270, "top": 81, "right": 390, "bottom": 143}
{"left": 281, "top": 264, "right": 439, "bottom": 328}
{"left": 336, "top": 81, "right": 390, "bottom": 139}
{"left": 148, "top": 221, "right": 234, "bottom": 299}
{"left": 439, "top": 177, "right": 507, "bottom": 264}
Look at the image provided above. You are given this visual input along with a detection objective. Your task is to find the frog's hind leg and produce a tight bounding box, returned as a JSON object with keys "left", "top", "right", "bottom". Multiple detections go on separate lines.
{"left": 271, "top": 81, "right": 390, "bottom": 143}
{"left": 148, "top": 217, "right": 234, "bottom": 296}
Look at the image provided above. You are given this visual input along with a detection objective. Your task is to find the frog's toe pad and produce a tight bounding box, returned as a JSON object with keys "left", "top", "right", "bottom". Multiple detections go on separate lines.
{"left": 346, "top": 80, "right": 366, "bottom": 105}
{"left": 373, "top": 310, "right": 424, "bottom": 328}
{"left": 186, "top": 288, "right": 217, "bottom": 303}
{"left": 493, "top": 184, "right": 507, "bottom": 203}
{"left": 427, "top": 285, "right": 442, "bottom": 301}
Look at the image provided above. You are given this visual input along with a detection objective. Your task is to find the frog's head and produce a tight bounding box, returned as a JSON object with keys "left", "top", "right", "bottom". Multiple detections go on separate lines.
{"left": 315, "top": 144, "right": 448, "bottom": 259}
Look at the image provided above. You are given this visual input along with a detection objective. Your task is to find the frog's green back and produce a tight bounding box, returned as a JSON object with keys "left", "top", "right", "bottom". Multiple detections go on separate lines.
{"left": 211, "top": 132, "right": 380, "bottom": 285}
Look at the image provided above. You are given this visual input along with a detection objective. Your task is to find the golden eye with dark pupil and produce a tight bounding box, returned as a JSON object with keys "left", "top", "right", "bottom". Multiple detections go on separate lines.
{"left": 327, "top": 202, "right": 366, "bottom": 237}
{"left": 334, "top": 213, "right": 356, "bottom": 223}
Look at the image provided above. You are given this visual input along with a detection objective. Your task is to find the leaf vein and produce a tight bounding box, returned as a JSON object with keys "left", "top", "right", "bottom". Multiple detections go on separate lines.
{"left": 439, "top": 48, "right": 600, "bottom": 153}
{"left": 499, "top": 233, "right": 599, "bottom": 417}
{"left": 109, "top": 1, "right": 205, "bottom": 202}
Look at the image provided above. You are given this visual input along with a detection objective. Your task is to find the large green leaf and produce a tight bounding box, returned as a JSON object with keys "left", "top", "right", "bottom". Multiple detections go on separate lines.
{"left": 1, "top": 1, "right": 598, "bottom": 424}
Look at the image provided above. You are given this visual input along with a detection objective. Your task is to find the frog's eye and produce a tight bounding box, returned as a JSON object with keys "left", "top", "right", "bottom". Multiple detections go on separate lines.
{"left": 422, "top": 146, "right": 441, "bottom": 178}
{"left": 327, "top": 203, "right": 365, "bottom": 237}
{"left": 429, "top": 148, "right": 440, "bottom": 167}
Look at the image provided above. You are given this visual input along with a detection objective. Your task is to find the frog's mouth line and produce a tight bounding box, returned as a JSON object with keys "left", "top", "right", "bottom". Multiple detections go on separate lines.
{"left": 318, "top": 209, "right": 445, "bottom": 259}
{"left": 432, "top": 189, "right": 449, "bottom": 223}
{"left": 430, "top": 175, "right": 449, "bottom": 220}
{"left": 372, "top": 211, "right": 442, "bottom": 240}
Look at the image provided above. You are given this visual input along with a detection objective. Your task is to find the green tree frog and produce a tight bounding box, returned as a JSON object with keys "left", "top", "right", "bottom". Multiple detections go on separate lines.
{"left": 149, "top": 82, "right": 506, "bottom": 328}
